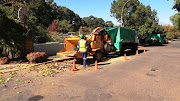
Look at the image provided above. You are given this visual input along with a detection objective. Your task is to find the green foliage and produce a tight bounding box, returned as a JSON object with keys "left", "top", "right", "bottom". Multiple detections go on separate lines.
{"left": 166, "top": 32, "right": 175, "bottom": 40}
{"left": 0, "top": 8, "right": 26, "bottom": 57}
{"left": 55, "top": 19, "right": 72, "bottom": 33}
{"left": 47, "top": 32, "right": 64, "bottom": 42}
{"left": 173, "top": 0, "right": 180, "bottom": 11}
{"left": 170, "top": 12, "right": 180, "bottom": 31}
{"left": 111, "top": 0, "right": 165, "bottom": 38}
{"left": 163, "top": 25, "right": 180, "bottom": 40}
{"left": 105, "top": 21, "right": 114, "bottom": 27}
{"left": 28, "top": 0, "right": 53, "bottom": 27}
{"left": 171, "top": 0, "right": 180, "bottom": 32}
{"left": 1, "top": 0, "right": 117, "bottom": 49}
{"left": 0, "top": 78, "right": 6, "bottom": 84}
{"left": 82, "top": 15, "right": 106, "bottom": 29}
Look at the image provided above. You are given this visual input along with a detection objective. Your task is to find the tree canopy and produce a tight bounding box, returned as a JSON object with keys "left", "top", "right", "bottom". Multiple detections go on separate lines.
{"left": 0, "top": 8, "right": 26, "bottom": 57}
{"left": 173, "top": 0, "right": 180, "bottom": 11}
{"left": 105, "top": 21, "right": 114, "bottom": 27}
{"left": 82, "top": 15, "right": 106, "bottom": 29}
{"left": 171, "top": 0, "right": 180, "bottom": 31}
{"left": 0, "top": 0, "right": 115, "bottom": 35}
{"left": 111, "top": 0, "right": 165, "bottom": 38}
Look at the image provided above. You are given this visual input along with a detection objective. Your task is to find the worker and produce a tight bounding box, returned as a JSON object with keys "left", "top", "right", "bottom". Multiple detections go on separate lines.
{"left": 76, "top": 34, "right": 88, "bottom": 67}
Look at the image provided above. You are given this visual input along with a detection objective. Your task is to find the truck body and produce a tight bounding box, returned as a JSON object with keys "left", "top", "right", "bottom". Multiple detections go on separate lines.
{"left": 104, "top": 26, "right": 138, "bottom": 52}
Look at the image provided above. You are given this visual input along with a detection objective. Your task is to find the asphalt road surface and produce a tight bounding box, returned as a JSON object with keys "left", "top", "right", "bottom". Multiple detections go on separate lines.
{"left": 1, "top": 39, "right": 180, "bottom": 101}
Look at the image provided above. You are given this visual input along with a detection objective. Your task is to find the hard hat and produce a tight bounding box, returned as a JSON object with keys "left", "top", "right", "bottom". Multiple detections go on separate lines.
{"left": 80, "top": 34, "right": 84, "bottom": 39}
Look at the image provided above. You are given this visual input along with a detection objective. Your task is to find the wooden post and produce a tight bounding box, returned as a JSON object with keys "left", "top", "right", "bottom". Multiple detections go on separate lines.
{"left": 25, "top": 39, "right": 33, "bottom": 54}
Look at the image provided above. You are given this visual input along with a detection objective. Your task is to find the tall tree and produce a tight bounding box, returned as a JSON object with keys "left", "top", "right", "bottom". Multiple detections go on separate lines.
{"left": 163, "top": 25, "right": 180, "bottom": 39}
{"left": 171, "top": 0, "right": 180, "bottom": 31}
{"left": 105, "top": 21, "right": 114, "bottom": 27}
{"left": 28, "top": 0, "right": 54, "bottom": 27}
{"left": 56, "top": 19, "right": 72, "bottom": 33}
{"left": 82, "top": 15, "right": 105, "bottom": 29}
{"left": 111, "top": 0, "right": 164, "bottom": 38}
{"left": 170, "top": 13, "right": 180, "bottom": 31}
{"left": 173, "top": 0, "right": 180, "bottom": 11}
{"left": 60, "top": 6, "right": 83, "bottom": 32}
{"left": 0, "top": 8, "right": 26, "bottom": 57}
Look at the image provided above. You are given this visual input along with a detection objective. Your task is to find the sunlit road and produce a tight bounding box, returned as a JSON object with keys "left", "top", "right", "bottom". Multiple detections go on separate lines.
{"left": 1, "top": 39, "right": 180, "bottom": 101}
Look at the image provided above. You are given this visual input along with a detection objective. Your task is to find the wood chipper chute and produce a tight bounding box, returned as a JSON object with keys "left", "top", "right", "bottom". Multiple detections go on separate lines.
{"left": 56, "top": 37, "right": 82, "bottom": 58}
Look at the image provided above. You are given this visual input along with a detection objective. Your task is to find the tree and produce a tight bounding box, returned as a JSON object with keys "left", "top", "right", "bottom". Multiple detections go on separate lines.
{"left": 111, "top": 0, "right": 164, "bottom": 38}
{"left": 173, "top": 0, "right": 180, "bottom": 11}
{"left": 105, "top": 21, "right": 114, "bottom": 27}
{"left": 82, "top": 15, "right": 105, "bottom": 29}
{"left": 170, "top": 13, "right": 180, "bottom": 31}
{"left": 48, "top": 20, "right": 60, "bottom": 32}
{"left": 28, "top": 0, "right": 54, "bottom": 27}
{"left": 56, "top": 19, "right": 72, "bottom": 33}
{"left": 171, "top": 0, "right": 180, "bottom": 31}
{"left": 0, "top": 8, "right": 26, "bottom": 57}
{"left": 163, "top": 25, "right": 180, "bottom": 39}
{"left": 60, "top": 6, "right": 82, "bottom": 32}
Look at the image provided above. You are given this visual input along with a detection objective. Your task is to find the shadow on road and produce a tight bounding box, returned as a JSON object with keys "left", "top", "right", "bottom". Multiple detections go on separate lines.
{"left": 55, "top": 49, "right": 149, "bottom": 66}
{"left": 28, "top": 95, "right": 44, "bottom": 101}
{"left": 143, "top": 44, "right": 167, "bottom": 47}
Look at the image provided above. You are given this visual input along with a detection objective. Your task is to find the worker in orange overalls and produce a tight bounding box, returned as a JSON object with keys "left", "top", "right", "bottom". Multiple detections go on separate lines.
{"left": 76, "top": 34, "right": 88, "bottom": 67}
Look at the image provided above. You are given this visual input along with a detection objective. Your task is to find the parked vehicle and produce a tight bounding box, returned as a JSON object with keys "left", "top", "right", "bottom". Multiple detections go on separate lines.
{"left": 163, "top": 38, "right": 168, "bottom": 44}
{"left": 145, "top": 34, "right": 164, "bottom": 45}
{"left": 104, "top": 27, "right": 138, "bottom": 54}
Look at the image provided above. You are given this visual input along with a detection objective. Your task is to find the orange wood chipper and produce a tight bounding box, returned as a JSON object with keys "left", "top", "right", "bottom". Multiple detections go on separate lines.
{"left": 56, "top": 27, "right": 112, "bottom": 61}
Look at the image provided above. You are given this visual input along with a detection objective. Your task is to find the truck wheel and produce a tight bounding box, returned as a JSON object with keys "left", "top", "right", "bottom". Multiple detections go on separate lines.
{"left": 120, "top": 49, "right": 125, "bottom": 55}
{"left": 131, "top": 44, "right": 138, "bottom": 53}
{"left": 104, "top": 43, "right": 111, "bottom": 54}
{"left": 93, "top": 51, "right": 102, "bottom": 61}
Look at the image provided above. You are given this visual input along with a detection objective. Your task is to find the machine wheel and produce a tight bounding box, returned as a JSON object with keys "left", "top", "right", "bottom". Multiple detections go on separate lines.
{"left": 104, "top": 43, "right": 111, "bottom": 54}
{"left": 93, "top": 51, "right": 103, "bottom": 61}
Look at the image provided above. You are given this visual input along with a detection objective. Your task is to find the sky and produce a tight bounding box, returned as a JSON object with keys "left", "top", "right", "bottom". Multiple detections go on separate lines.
{"left": 54, "top": 0, "right": 178, "bottom": 26}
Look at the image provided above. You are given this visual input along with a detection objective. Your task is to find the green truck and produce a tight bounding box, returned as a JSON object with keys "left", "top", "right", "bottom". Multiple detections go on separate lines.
{"left": 145, "top": 34, "right": 164, "bottom": 45}
{"left": 104, "top": 26, "right": 138, "bottom": 53}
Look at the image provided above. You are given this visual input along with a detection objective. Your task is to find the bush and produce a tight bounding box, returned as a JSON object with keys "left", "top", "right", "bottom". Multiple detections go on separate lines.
{"left": 166, "top": 32, "right": 175, "bottom": 40}
{"left": 0, "top": 57, "right": 9, "bottom": 65}
{"left": 47, "top": 32, "right": 64, "bottom": 43}
{"left": 27, "top": 52, "right": 48, "bottom": 63}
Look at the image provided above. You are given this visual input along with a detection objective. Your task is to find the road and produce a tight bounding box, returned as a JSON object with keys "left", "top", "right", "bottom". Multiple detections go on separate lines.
{"left": 1, "top": 39, "right": 180, "bottom": 101}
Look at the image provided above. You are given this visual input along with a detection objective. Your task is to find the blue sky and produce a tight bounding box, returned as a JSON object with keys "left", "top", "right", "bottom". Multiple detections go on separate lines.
{"left": 54, "top": 0, "right": 177, "bottom": 26}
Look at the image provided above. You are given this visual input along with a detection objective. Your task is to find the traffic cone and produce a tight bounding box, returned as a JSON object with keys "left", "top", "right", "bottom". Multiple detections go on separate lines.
{"left": 124, "top": 53, "right": 127, "bottom": 61}
{"left": 95, "top": 60, "right": 99, "bottom": 70}
{"left": 144, "top": 49, "right": 146, "bottom": 53}
{"left": 136, "top": 50, "right": 139, "bottom": 55}
{"left": 71, "top": 59, "right": 77, "bottom": 71}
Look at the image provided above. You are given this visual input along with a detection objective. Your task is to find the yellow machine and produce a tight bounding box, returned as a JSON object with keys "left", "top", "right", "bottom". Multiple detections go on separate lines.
{"left": 56, "top": 27, "right": 109, "bottom": 60}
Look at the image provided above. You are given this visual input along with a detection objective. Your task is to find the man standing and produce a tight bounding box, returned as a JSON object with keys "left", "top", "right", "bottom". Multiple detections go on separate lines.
{"left": 76, "top": 34, "right": 88, "bottom": 67}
